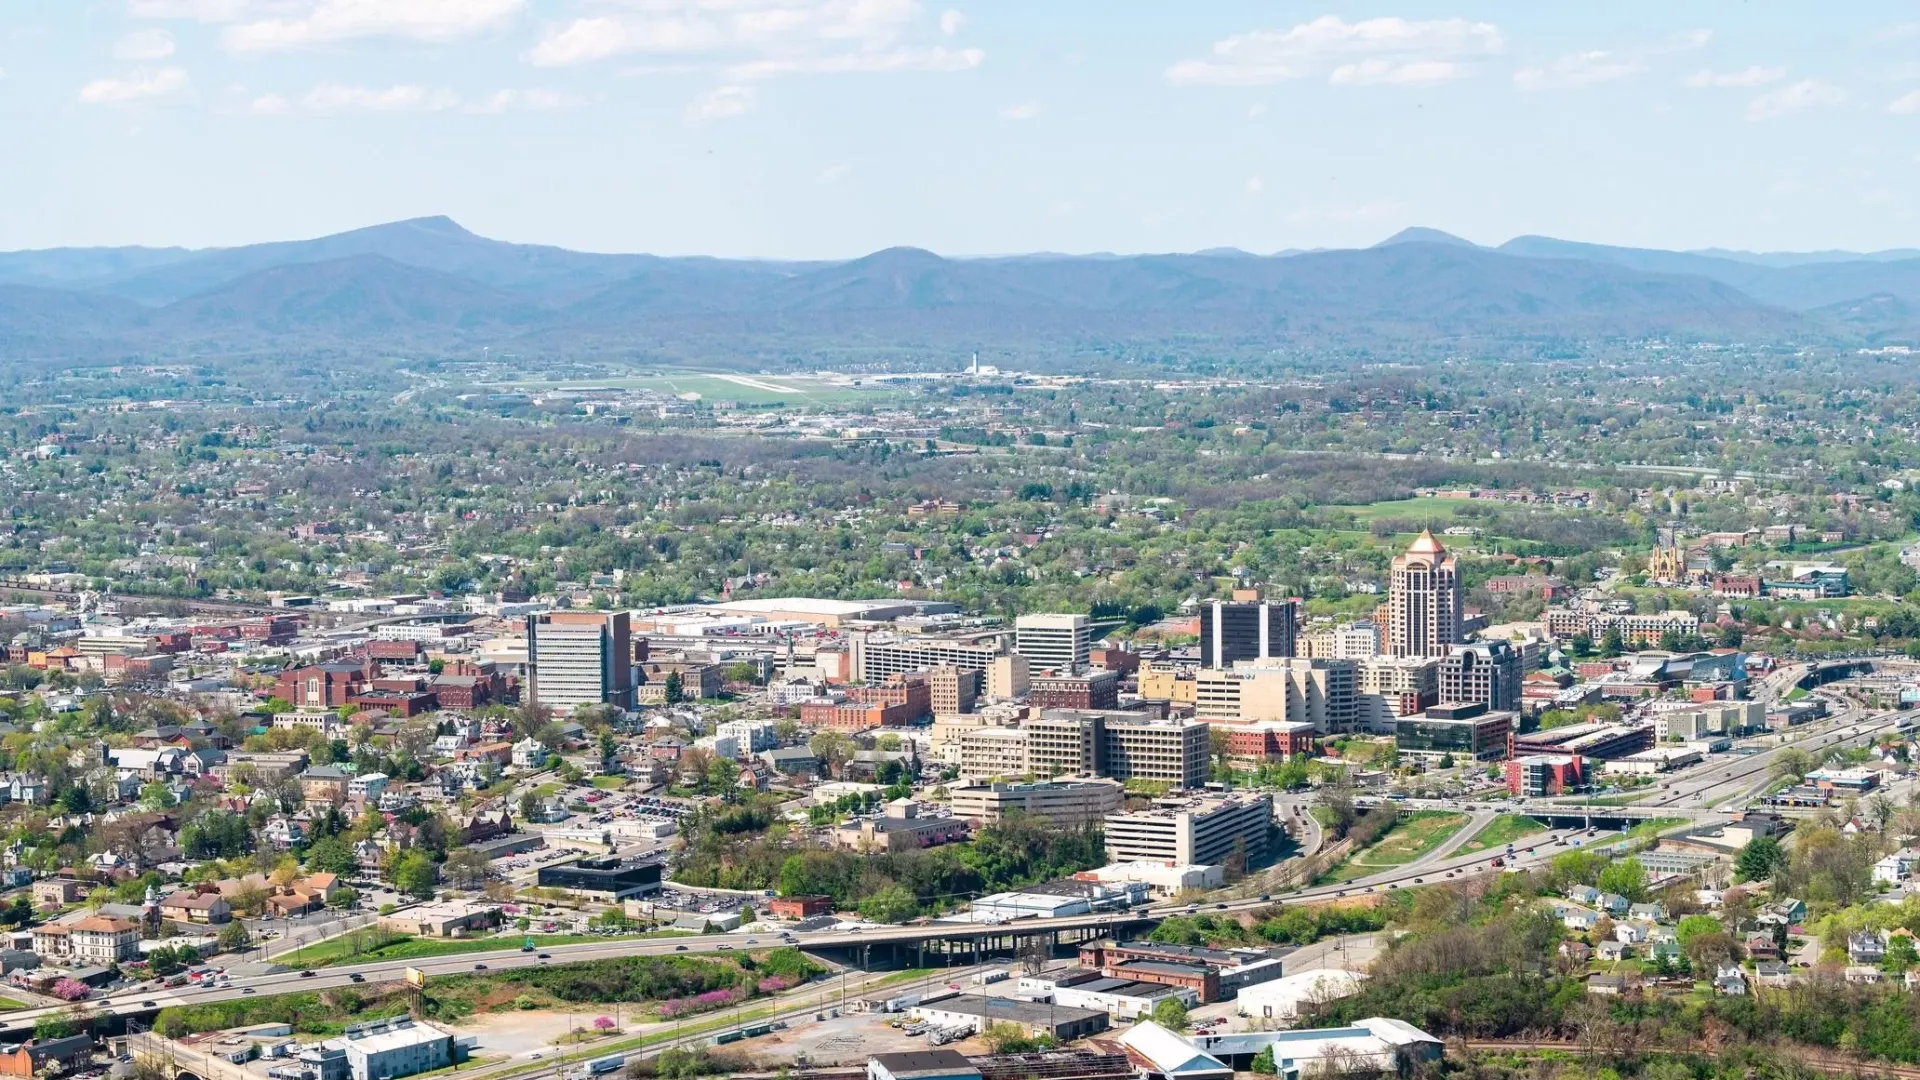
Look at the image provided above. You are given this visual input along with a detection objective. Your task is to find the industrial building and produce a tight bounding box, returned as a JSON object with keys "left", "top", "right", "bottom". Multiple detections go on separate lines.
{"left": 907, "top": 993, "right": 1110, "bottom": 1041}
{"left": 323, "top": 1018, "right": 456, "bottom": 1080}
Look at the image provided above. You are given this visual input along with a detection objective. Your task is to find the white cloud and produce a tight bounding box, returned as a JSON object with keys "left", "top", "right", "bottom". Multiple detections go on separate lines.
{"left": 1889, "top": 90, "right": 1920, "bottom": 115}
{"left": 998, "top": 100, "right": 1040, "bottom": 120}
{"left": 685, "top": 84, "right": 754, "bottom": 121}
{"left": 127, "top": 0, "right": 255, "bottom": 19}
{"left": 78, "top": 66, "right": 190, "bottom": 104}
{"left": 530, "top": 0, "right": 968, "bottom": 83}
{"left": 1165, "top": 15, "right": 1502, "bottom": 88}
{"left": 1747, "top": 78, "right": 1847, "bottom": 120}
{"left": 1514, "top": 50, "right": 1641, "bottom": 91}
{"left": 248, "top": 92, "right": 292, "bottom": 114}
{"left": 817, "top": 163, "right": 851, "bottom": 183}
{"left": 1513, "top": 29, "right": 1708, "bottom": 92}
{"left": 466, "top": 88, "right": 583, "bottom": 113}
{"left": 1245, "top": 177, "right": 1264, "bottom": 194}
{"left": 223, "top": 0, "right": 524, "bottom": 52}
{"left": 1247, "top": 102, "right": 1267, "bottom": 116}
{"left": 115, "top": 28, "right": 178, "bottom": 59}
{"left": 302, "top": 83, "right": 460, "bottom": 112}
{"left": 528, "top": 16, "right": 724, "bottom": 66}
{"left": 1333, "top": 58, "right": 1460, "bottom": 86}
{"left": 1684, "top": 66, "right": 1785, "bottom": 88}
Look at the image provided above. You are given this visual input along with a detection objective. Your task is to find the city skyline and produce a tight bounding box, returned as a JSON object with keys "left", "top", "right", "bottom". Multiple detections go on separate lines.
{"left": 5, "top": 3, "right": 1920, "bottom": 257}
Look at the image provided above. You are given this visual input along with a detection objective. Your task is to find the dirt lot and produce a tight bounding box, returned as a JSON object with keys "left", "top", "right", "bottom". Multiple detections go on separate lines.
{"left": 745, "top": 1011, "right": 975, "bottom": 1066}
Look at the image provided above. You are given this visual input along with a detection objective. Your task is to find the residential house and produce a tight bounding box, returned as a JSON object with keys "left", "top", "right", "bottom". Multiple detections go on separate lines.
{"left": 1754, "top": 961, "right": 1793, "bottom": 987}
{"left": 1746, "top": 934, "right": 1781, "bottom": 962}
{"left": 1596, "top": 941, "right": 1629, "bottom": 962}
{"left": 1850, "top": 931, "right": 1887, "bottom": 965}
{"left": 1846, "top": 966, "right": 1885, "bottom": 985}
{"left": 512, "top": 738, "right": 548, "bottom": 769}
{"left": 1614, "top": 923, "right": 1648, "bottom": 945}
{"left": 159, "top": 890, "right": 232, "bottom": 925}
{"left": 1876, "top": 851, "right": 1919, "bottom": 885}
{"left": 32, "top": 879, "right": 86, "bottom": 907}
{"left": 300, "top": 766, "right": 351, "bottom": 805}
{"left": 1713, "top": 965, "right": 1748, "bottom": 995}
{"left": 1586, "top": 973, "right": 1629, "bottom": 996}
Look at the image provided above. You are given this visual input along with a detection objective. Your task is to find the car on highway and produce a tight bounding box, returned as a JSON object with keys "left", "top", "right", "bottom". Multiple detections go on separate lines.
{"left": 349, "top": 973, "right": 364, "bottom": 982}
{"left": 474, "top": 963, "right": 488, "bottom": 970}
{"left": 242, "top": 987, "right": 256, "bottom": 994}
{"left": 674, "top": 945, "right": 688, "bottom": 951}
{"left": 717, "top": 944, "right": 733, "bottom": 950}
{"left": 299, "top": 970, "right": 316, "bottom": 978}
{"left": 538, "top": 953, "right": 551, "bottom": 959}
{"left": 142, "top": 1001, "right": 156, "bottom": 1007}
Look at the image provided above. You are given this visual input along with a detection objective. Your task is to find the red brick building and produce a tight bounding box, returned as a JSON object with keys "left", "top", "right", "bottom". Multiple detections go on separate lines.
{"left": 275, "top": 660, "right": 372, "bottom": 709}
{"left": 1027, "top": 670, "right": 1121, "bottom": 711}
{"left": 1223, "top": 721, "right": 1318, "bottom": 762}
{"left": 768, "top": 895, "right": 833, "bottom": 919}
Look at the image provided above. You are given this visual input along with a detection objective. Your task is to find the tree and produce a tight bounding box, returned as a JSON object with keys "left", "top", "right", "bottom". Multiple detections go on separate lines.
{"left": 1249, "top": 1047, "right": 1277, "bottom": 1076}
{"left": 856, "top": 884, "right": 918, "bottom": 924}
{"left": 1683, "top": 931, "right": 1741, "bottom": 973}
{"left": 1886, "top": 934, "right": 1919, "bottom": 974}
{"left": 217, "top": 921, "right": 252, "bottom": 953}
{"left": 305, "top": 836, "right": 356, "bottom": 876}
{"left": 1735, "top": 836, "right": 1788, "bottom": 883}
{"left": 1597, "top": 857, "right": 1648, "bottom": 902}
{"left": 1150, "top": 996, "right": 1189, "bottom": 1031}
{"left": 392, "top": 850, "right": 440, "bottom": 899}
{"left": 1675, "top": 914, "right": 1722, "bottom": 944}
{"left": 34, "top": 1013, "right": 74, "bottom": 1041}
{"left": 443, "top": 848, "right": 491, "bottom": 890}
{"left": 230, "top": 884, "right": 269, "bottom": 917}
{"left": 1771, "top": 748, "right": 1816, "bottom": 785}
{"left": 663, "top": 671, "right": 684, "bottom": 704}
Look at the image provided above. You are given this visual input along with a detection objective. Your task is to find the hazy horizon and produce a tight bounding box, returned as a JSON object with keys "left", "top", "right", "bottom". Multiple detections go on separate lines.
{"left": 6, "top": 3, "right": 1920, "bottom": 259}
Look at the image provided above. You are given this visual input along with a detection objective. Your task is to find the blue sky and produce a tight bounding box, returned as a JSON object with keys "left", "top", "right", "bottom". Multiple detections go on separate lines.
{"left": 3, "top": 2, "right": 1919, "bottom": 258}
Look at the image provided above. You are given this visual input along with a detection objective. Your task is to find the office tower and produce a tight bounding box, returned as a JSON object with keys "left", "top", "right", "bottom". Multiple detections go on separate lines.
{"left": 529, "top": 611, "right": 633, "bottom": 711}
{"left": 1192, "top": 659, "right": 1357, "bottom": 735}
{"left": 1199, "top": 596, "right": 1300, "bottom": 668}
{"left": 1103, "top": 793, "right": 1274, "bottom": 866}
{"left": 1388, "top": 531, "right": 1461, "bottom": 658}
{"left": 1015, "top": 613, "right": 1092, "bottom": 674}
{"left": 1437, "top": 640, "right": 1523, "bottom": 713}
{"left": 927, "top": 665, "right": 980, "bottom": 715}
{"left": 986, "top": 653, "right": 1031, "bottom": 700}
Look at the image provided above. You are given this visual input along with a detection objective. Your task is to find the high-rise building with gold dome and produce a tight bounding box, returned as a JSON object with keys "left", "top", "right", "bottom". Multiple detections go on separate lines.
{"left": 1388, "top": 530, "right": 1461, "bottom": 658}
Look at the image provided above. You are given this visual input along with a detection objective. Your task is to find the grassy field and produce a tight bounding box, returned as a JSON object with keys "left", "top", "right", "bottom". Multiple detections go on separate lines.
{"left": 1322, "top": 496, "right": 1478, "bottom": 522}
{"left": 278, "top": 930, "right": 670, "bottom": 968}
{"left": 1320, "top": 811, "right": 1469, "bottom": 884}
{"left": 589, "top": 775, "right": 626, "bottom": 789}
{"left": 1456, "top": 814, "right": 1548, "bottom": 855}
{"left": 0, "top": 997, "right": 25, "bottom": 1010}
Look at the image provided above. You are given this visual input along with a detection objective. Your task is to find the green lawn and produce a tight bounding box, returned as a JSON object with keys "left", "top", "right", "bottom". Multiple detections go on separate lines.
{"left": 590, "top": 775, "right": 626, "bottom": 789}
{"left": 0, "top": 997, "right": 26, "bottom": 1010}
{"left": 1321, "top": 496, "right": 1479, "bottom": 522}
{"left": 1457, "top": 814, "right": 1547, "bottom": 855}
{"left": 1319, "top": 811, "right": 1469, "bottom": 883}
{"left": 278, "top": 930, "right": 668, "bottom": 968}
